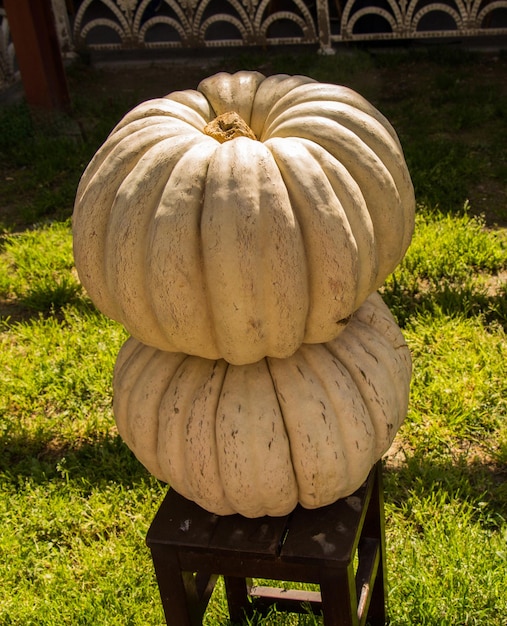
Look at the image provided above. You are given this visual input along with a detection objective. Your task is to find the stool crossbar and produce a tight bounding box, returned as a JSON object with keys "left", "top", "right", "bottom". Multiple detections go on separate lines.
{"left": 146, "top": 462, "right": 386, "bottom": 626}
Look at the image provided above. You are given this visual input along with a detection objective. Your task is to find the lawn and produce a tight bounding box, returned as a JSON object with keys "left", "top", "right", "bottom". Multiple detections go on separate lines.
{"left": 0, "top": 46, "right": 506, "bottom": 625}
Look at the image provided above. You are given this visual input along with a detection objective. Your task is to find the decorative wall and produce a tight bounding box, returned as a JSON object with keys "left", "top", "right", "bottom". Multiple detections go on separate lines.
{"left": 1, "top": 0, "right": 506, "bottom": 90}
{"left": 70, "top": 0, "right": 507, "bottom": 51}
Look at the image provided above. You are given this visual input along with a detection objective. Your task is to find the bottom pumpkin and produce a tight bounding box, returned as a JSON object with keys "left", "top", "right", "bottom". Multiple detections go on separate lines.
{"left": 112, "top": 292, "right": 411, "bottom": 518}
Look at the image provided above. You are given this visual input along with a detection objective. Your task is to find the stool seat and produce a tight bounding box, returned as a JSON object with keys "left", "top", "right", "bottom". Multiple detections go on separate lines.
{"left": 146, "top": 462, "right": 386, "bottom": 626}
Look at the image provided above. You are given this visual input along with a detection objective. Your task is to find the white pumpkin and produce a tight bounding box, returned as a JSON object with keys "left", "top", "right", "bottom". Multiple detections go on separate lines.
{"left": 113, "top": 292, "right": 411, "bottom": 518}
{"left": 73, "top": 71, "right": 415, "bottom": 365}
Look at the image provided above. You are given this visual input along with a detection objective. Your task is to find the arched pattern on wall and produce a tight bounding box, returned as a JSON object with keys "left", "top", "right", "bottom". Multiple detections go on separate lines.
{"left": 72, "top": 0, "right": 318, "bottom": 49}
{"left": 1, "top": 0, "right": 506, "bottom": 88}
{"left": 338, "top": 0, "right": 507, "bottom": 41}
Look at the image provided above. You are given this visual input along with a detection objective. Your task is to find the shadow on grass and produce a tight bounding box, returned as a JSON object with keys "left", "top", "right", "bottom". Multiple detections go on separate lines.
{"left": 0, "top": 287, "right": 109, "bottom": 337}
{"left": 2, "top": 427, "right": 505, "bottom": 525}
{"left": 383, "top": 280, "right": 507, "bottom": 329}
{"left": 0, "top": 431, "right": 153, "bottom": 490}
{"left": 383, "top": 452, "right": 507, "bottom": 529}
{"left": 0, "top": 284, "right": 85, "bottom": 326}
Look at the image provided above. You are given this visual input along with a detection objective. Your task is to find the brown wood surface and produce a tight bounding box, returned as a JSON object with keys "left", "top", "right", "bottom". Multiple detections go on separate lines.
{"left": 4, "top": 0, "right": 70, "bottom": 111}
{"left": 146, "top": 463, "right": 386, "bottom": 626}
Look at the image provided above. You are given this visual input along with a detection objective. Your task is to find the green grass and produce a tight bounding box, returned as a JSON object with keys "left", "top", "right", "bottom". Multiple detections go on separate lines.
{"left": 0, "top": 221, "right": 81, "bottom": 311}
{"left": 0, "top": 48, "right": 506, "bottom": 625}
{"left": 382, "top": 205, "right": 507, "bottom": 326}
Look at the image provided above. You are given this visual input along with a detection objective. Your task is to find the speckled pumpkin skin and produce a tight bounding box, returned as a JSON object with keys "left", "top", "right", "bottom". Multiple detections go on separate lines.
{"left": 112, "top": 293, "right": 411, "bottom": 518}
{"left": 73, "top": 71, "right": 415, "bottom": 365}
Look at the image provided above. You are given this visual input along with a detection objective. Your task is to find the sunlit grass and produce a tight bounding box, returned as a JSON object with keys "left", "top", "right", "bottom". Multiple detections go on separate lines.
{"left": 0, "top": 48, "right": 506, "bottom": 625}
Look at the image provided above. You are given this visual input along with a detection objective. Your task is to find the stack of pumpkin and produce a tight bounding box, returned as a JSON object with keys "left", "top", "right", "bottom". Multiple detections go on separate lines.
{"left": 73, "top": 71, "right": 415, "bottom": 518}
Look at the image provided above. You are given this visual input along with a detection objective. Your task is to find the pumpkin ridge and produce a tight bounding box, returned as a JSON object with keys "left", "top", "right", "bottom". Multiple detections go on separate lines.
{"left": 112, "top": 97, "right": 209, "bottom": 134}
{"left": 201, "top": 137, "right": 309, "bottom": 364}
{"left": 197, "top": 70, "right": 265, "bottom": 127}
{"left": 265, "top": 355, "right": 298, "bottom": 503}
{"left": 269, "top": 115, "right": 408, "bottom": 280}
{"left": 76, "top": 121, "right": 174, "bottom": 203}
{"left": 157, "top": 356, "right": 233, "bottom": 513}
{"left": 250, "top": 73, "right": 316, "bottom": 140}
{"left": 147, "top": 139, "right": 221, "bottom": 357}
{"left": 104, "top": 134, "right": 204, "bottom": 347}
{"left": 113, "top": 339, "right": 152, "bottom": 448}
{"left": 185, "top": 358, "right": 234, "bottom": 513}
{"left": 260, "top": 82, "right": 401, "bottom": 147}
{"left": 299, "top": 342, "right": 376, "bottom": 502}
{"left": 73, "top": 126, "right": 178, "bottom": 321}
{"left": 263, "top": 99, "right": 414, "bottom": 226}
{"left": 325, "top": 316, "right": 410, "bottom": 456}
{"left": 266, "top": 137, "right": 358, "bottom": 341}
{"left": 268, "top": 343, "right": 372, "bottom": 508}
{"left": 288, "top": 137, "right": 378, "bottom": 308}
{"left": 163, "top": 89, "right": 215, "bottom": 122}
{"left": 217, "top": 359, "right": 298, "bottom": 517}
{"left": 128, "top": 348, "right": 186, "bottom": 480}
{"left": 325, "top": 332, "right": 388, "bottom": 454}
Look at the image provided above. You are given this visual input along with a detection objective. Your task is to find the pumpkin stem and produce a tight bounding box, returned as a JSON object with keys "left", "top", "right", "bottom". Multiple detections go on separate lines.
{"left": 204, "top": 111, "right": 257, "bottom": 143}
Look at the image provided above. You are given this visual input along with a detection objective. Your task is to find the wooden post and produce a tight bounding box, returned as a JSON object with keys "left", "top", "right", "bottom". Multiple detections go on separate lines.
{"left": 4, "top": 0, "right": 70, "bottom": 112}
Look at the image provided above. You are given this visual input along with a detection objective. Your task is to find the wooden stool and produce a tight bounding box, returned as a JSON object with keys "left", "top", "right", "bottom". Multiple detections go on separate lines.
{"left": 146, "top": 462, "right": 386, "bottom": 626}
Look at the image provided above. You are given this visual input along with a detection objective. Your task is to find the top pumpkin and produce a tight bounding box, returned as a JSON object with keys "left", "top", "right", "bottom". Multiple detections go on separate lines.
{"left": 73, "top": 71, "right": 415, "bottom": 365}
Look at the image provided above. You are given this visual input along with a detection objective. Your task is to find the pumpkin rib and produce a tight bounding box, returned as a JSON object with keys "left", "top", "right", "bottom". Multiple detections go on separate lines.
{"left": 146, "top": 139, "right": 222, "bottom": 357}
{"left": 77, "top": 117, "right": 202, "bottom": 202}
{"left": 353, "top": 293, "right": 413, "bottom": 390}
{"left": 124, "top": 348, "right": 186, "bottom": 481}
{"left": 351, "top": 309, "right": 411, "bottom": 411}
{"left": 163, "top": 89, "right": 215, "bottom": 122}
{"left": 269, "top": 343, "right": 375, "bottom": 509}
{"left": 355, "top": 293, "right": 411, "bottom": 351}
{"left": 216, "top": 360, "right": 299, "bottom": 517}
{"left": 113, "top": 339, "right": 152, "bottom": 447}
{"left": 73, "top": 125, "right": 185, "bottom": 320}
{"left": 75, "top": 121, "right": 196, "bottom": 212}
{"left": 325, "top": 323, "right": 406, "bottom": 458}
{"left": 201, "top": 136, "right": 310, "bottom": 364}
{"left": 197, "top": 70, "right": 266, "bottom": 126}
{"left": 354, "top": 310, "right": 411, "bottom": 392}
{"left": 156, "top": 356, "right": 235, "bottom": 514}
{"left": 249, "top": 73, "right": 316, "bottom": 139}
{"left": 352, "top": 320, "right": 411, "bottom": 436}
{"left": 279, "top": 137, "right": 378, "bottom": 310}
{"left": 104, "top": 134, "right": 209, "bottom": 347}
{"left": 113, "top": 341, "right": 167, "bottom": 480}
{"left": 266, "top": 137, "right": 360, "bottom": 341}
{"left": 112, "top": 97, "right": 211, "bottom": 134}
{"left": 182, "top": 359, "right": 235, "bottom": 515}
{"left": 263, "top": 99, "right": 414, "bottom": 229}
{"left": 304, "top": 342, "right": 377, "bottom": 491}
{"left": 268, "top": 116, "right": 408, "bottom": 281}
{"left": 260, "top": 82, "right": 402, "bottom": 148}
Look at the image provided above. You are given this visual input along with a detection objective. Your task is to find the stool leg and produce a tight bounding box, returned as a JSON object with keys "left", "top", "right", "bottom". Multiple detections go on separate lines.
{"left": 150, "top": 548, "right": 195, "bottom": 626}
{"left": 151, "top": 548, "right": 217, "bottom": 626}
{"left": 362, "top": 463, "right": 387, "bottom": 625}
{"left": 224, "top": 576, "right": 254, "bottom": 623}
{"left": 320, "top": 564, "right": 359, "bottom": 626}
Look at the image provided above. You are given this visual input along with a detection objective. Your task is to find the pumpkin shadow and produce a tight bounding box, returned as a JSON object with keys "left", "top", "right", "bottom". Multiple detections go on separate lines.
{"left": 0, "top": 279, "right": 92, "bottom": 325}
{"left": 4, "top": 421, "right": 505, "bottom": 521}
{"left": 382, "top": 452, "right": 507, "bottom": 530}
{"left": 382, "top": 280, "right": 507, "bottom": 330}
{"left": 1, "top": 430, "right": 153, "bottom": 490}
